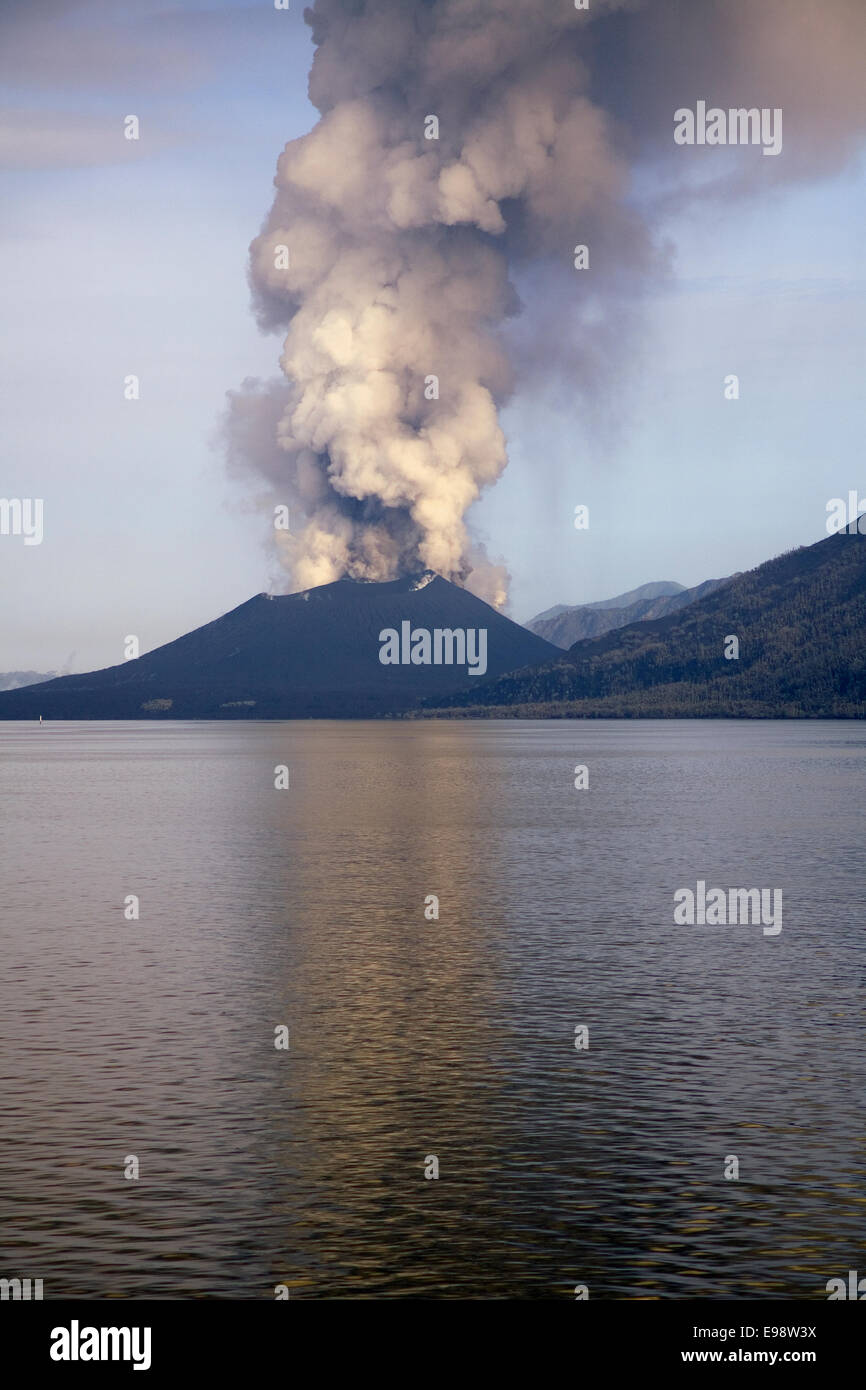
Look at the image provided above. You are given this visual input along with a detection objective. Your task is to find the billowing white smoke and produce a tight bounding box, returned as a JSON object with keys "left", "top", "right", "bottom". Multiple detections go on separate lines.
{"left": 226, "top": 0, "right": 866, "bottom": 602}
{"left": 228, "top": 0, "right": 644, "bottom": 602}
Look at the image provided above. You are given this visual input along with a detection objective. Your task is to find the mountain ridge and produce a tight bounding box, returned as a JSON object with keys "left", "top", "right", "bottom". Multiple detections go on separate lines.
{"left": 419, "top": 528, "right": 866, "bottom": 718}
{"left": 527, "top": 577, "right": 729, "bottom": 648}
{"left": 528, "top": 580, "right": 685, "bottom": 629}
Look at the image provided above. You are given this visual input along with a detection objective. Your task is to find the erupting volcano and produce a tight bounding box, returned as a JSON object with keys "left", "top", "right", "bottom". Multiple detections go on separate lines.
{"left": 0, "top": 574, "right": 558, "bottom": 720}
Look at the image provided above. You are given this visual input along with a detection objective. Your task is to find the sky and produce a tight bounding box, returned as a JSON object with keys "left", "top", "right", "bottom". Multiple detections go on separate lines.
{"left": 1, "top": 0, "right": 865, "bottom": 671}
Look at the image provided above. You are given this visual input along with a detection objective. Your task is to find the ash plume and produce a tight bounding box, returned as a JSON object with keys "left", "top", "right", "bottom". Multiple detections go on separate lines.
{"left": 226, "top": 0, "right": 650, "bottom": 601}
{"left": 225, "top": 0, "right": 866, "bottom": 602}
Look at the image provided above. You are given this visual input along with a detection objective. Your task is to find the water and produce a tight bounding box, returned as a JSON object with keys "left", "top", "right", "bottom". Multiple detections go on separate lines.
{"left": 1, "top": 719, "right": 864, "bottom": 1300}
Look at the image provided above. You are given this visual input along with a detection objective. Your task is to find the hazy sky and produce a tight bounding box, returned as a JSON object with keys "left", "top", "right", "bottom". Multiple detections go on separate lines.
{"left": 2, "top": 0, "right": 865, "bottom": 671}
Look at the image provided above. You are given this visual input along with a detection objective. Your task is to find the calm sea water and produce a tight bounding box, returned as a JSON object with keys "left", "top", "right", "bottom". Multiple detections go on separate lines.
{"left": 1, "top": 719, "right": 864, "bottom": 1300}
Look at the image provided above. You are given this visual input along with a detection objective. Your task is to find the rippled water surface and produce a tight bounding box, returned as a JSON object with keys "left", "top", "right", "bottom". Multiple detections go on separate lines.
{"left": 1, "top": 719, "right": 864, "bottom": 1299}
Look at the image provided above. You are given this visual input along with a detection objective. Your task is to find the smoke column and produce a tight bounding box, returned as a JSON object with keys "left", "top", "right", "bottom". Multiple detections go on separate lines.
{"left": 226, "top": 0, "right": 652, "bottom": 604}
{"left": 226, "top": 0, "right": 866, "bottom": 604}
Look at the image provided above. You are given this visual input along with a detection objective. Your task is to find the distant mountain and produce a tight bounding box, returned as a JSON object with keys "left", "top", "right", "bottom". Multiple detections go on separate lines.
{"left": 526, "top": 578, "right": 731, "bottom": 649}
{"left": 582, "top": 580, "right": 687, "bottom": 611}
{"left": 528, "top": 580, "right": 684, "bottom": 630}
{"left": 0, "top": 573, "right": 558, "bottom": 720}
{"left": 527, "top": 601, "right": 572, "bottom": 624}
{"left": 0, "top": 670, "right": 57, "bottom": 692}
{"left": 0, "top": 667, "right": 58, "bottom": 689}
{"left": 422, "top": 528, "right": 866, "bottom": 718}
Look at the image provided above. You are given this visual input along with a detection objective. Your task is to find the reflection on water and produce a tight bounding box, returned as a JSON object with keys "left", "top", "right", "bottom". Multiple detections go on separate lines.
{"left": 1, "top": 719, "right": 864, "bottom": 1299}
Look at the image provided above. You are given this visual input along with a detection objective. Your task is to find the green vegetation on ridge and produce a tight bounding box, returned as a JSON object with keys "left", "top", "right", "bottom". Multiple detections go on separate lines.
{"left": 423, "top": 529, "right": 866, "bottom": 718}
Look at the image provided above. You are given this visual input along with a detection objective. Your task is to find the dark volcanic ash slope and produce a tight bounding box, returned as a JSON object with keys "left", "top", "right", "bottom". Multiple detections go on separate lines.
{"left": 422, "top": 528, "right": 866, "bottom": 718}
{"left": 0, "top": 574, "right": 558, "bottom": 720}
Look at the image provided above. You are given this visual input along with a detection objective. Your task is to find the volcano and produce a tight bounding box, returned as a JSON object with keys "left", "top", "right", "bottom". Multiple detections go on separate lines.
{"left": 0, "top": 573, "right": 558, "bottom": 720}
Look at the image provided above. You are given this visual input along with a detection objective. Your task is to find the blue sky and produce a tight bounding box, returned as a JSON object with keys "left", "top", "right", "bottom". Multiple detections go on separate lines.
{"left": 2, "top": 0, "right": 864, "bottom": 670}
